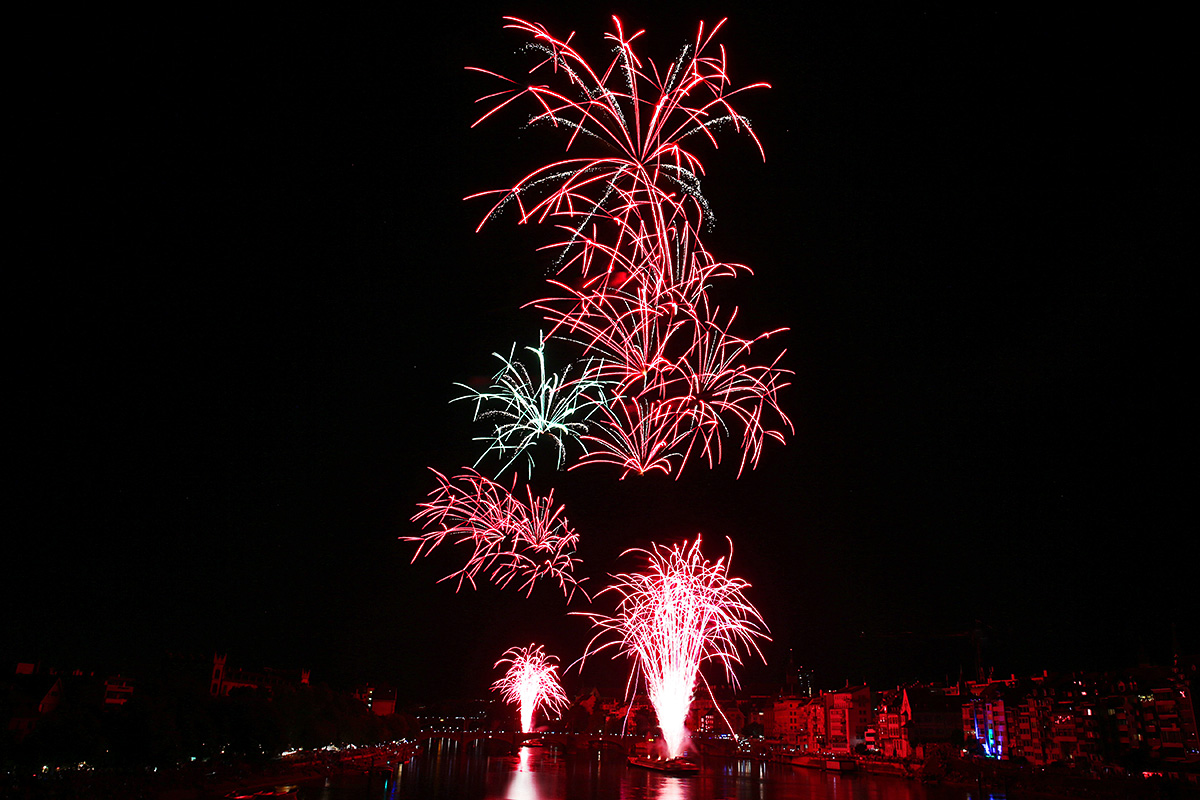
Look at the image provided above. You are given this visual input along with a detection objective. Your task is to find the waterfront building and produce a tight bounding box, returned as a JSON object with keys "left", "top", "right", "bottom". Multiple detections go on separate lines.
{"left": 801, "top": 696, "right": 827, "bottom": 751}
{"left": 826, "top": 684, "right": 872, "bottom": 754}
{"left": 957, "top": 663, "right": 1197, "bottom": 768}
{"left": 1009, "top": 686, "right": 1054, "bottom": 765}
{"left": 1053, "top": 674, "right": 1103, "bottom": 762}
{"left": 899, "top": 686, "right": 960, "bottom": 760}
{"left": 875, "top": 688, "right": 905, "bottom": 758}
{"left": 688, "top": 684, "right": 743, "bottom": 736}
{"left": 741, "top": 696, "right": 772, "bottom": 737}
{"left": 770, "top": 695, "right": 808, "bottom": 746}
{"left": 1150, "top": 680, "right": 1197, "bottom": 760}
{"left": 1092, "top": 662, "right": 1199, "bottom": 762}
{"left": 962, "top": 682, "right": 1014, "bottom": 759}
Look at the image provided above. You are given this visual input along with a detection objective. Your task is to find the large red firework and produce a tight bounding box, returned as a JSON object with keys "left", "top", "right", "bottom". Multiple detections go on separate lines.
{"left": 577, "top": 536, "right": 768, "bottom": 758}
{"left": 468, "top": 16, "right": 766, "bottom": 255}
{"left": 469, "top": 16, "right": 790, "bottom": 479}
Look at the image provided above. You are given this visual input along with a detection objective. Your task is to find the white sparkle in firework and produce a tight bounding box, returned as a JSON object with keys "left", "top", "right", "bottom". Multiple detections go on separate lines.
{"left": 455, "top": 336, "right": 609, "bottom": 477}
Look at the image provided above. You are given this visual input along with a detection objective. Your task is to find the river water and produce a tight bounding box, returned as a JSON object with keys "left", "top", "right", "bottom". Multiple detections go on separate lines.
{"left": 303, "top": 739, "right": 1007, "bottom": 800}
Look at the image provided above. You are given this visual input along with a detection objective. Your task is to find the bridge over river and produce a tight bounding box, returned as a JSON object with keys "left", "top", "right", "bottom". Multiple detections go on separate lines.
{"left": 415, "top": 730, "right": 735, "bottom": 756}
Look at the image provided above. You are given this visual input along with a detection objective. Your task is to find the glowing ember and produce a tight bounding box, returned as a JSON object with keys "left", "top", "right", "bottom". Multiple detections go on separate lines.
{"left": 578, "top": 536, "right": 768, "bottom": 758}
{"left": 492, "top": 644, "right": 570, "bottom": 733}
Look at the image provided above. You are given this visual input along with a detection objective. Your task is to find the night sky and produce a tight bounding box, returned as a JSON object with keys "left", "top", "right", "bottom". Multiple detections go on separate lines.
{"left": 12, "top": 5, "right": 1192, "bottom": 703}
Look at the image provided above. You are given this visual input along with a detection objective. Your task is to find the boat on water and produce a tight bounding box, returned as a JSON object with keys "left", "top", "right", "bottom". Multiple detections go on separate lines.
{"left": 824, "top": 756, "right": 858, "bottom": 772}
{"left": 225, "top": 787, "right": 299, "bottom": 799}
{"left": 628, "top": 755, "right": 700, "bottom": 775}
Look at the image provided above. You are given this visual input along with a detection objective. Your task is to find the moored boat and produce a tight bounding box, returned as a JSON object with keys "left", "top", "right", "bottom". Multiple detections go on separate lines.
{"left": 824, "top": 755, "right": 857, "bottom": 772}
{"left": 226, "top": 787, "right": 299, "bottom": 799}
{"left": 628, "top": 755, "right": 700, "bottom": 775}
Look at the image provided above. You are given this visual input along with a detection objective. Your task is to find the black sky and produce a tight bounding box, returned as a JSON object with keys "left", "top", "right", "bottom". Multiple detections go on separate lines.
{"left": 11, "top": 5, "right": 1193, "bottom": 701}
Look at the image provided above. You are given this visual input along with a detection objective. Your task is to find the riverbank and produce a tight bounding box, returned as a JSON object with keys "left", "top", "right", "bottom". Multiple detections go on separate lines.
{"left": 1, "top": 742, "right": 419, "bottom": 800}
{"left": 934, "top": 754, "right": 1200, "bottom": 800}
{"left": 713, "top": 741, "right": 1199, "bottom": 799}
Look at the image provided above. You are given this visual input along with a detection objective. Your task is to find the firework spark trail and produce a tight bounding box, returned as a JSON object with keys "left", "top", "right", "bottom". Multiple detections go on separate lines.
{"left": 492, "top": 644, "right": 571, "bottom": 733}
{"left": 468, "top": 17, "right": 790, "bottom": 478}
{"left": 531, "top": 292, "right": 791, "bottom": 478}
{"left": 577, "top": 536, "right": 768, "bottom": 758}
{"left": 536, "top": 188, "right": 738, "bottom": 295}
{"left": 537, "top": 282, "right": 693, "bottom": 394}
{"left": 454, "top": 336, "right": 607, "bottom": 477}
{"left": 534, "top": 264, "right": 790, "bottom": 478}
{"left": 466, "top": 14, "right": 766, "bottom": 283}
{"left": 468, "top": 17, "right": 768, "bottom": 226}
{"left": 406, "top": 468, "right": 583, "bottom": 598}
{"left": 572, "top": 394, "right": 685, "bottom": 478}
{"left": 652, "top": 315, "right": 793, "bottom": 476}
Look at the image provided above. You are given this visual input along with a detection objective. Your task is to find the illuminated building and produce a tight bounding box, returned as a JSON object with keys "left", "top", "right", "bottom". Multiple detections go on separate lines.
{"left": 962, "top": 683, "right": 1014, "bottom": 759}
{"left": 825, "top": 684, "right": 872, "bottom": 754}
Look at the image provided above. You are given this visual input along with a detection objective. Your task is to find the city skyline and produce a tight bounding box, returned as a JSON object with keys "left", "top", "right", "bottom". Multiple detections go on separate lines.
{"left": 9, "top": 4, "right": 1192, "bottom": 703}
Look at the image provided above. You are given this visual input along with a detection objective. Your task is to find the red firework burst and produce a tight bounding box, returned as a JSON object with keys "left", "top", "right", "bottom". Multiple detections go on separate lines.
{"left": 468, "top": 17, "right": 766, "bottom": 246}
{"left": 406, "top": 468, "right": 583, "bottom": 598}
